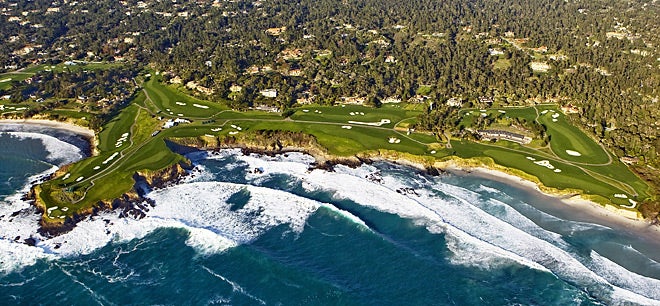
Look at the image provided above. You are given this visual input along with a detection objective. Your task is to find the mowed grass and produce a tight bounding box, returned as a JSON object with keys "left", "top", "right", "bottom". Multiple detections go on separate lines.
{"left": 291, "top": 104, "right": 421, "bottom": 129}
{"left": 537, "top": 109, "right": 610, "bottom": 164}
{"left": 33, "top": 72, "right": 651, "bottom": 219}
{"left": 143, "top": 75, "right": 228, "bottom": 118}
{"left": 451, "top": 140, "right": 630, "bottom": 199}
{"left": 454, "top": 105, "right": 650, "bottom": 202}
{"left": 42, "top": 101, "right": 183, "bottom": 218}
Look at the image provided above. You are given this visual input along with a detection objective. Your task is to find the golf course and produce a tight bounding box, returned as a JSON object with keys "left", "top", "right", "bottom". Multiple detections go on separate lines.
{"left": 22, "top": 72, "right": 652, "bottom": 223}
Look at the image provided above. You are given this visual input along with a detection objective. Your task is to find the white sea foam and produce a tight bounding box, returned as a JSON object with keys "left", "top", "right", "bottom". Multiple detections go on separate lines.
{"left": 320, "top": 204, "right": 371, "bottom": 231}
{"left": 0, "top": 178, "right": 323, "bottom": 274}
{"left": 232, "top": 151, "right": 660, "bottom": 304}
{"left": 5, "top": 132, "right": 84, "bottom": 165}
{"left": 3, "top": 149, "right": 660, "bottom": 305}
{"left": 477, "top": 184, "right": 500, "bottom": 194}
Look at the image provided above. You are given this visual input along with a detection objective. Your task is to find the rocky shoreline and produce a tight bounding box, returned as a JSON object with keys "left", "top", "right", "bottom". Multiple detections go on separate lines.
{"left": 17, "top": 129, "right": 657, "bottom": 237}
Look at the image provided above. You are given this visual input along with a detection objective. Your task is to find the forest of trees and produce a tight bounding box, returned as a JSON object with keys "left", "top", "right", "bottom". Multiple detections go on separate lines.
{"left": 0, "top": 0, "right": 658, "bottom": 192}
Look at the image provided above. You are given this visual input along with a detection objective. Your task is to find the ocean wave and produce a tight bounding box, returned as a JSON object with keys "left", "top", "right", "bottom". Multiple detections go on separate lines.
{"left": 231, "top": 150, "right": 660, "bottom": 305}
{"left": 3, "top": 149, "right": 660, "bottom": 305}
{"left": 0, "top": 181, "right": 323, "bottom": 274}
{"left": 5, "top": 132, "right": 84, "bottom": 166}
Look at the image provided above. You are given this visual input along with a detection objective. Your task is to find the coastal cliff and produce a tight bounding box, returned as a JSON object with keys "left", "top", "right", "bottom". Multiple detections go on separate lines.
{"left": 31, "top": 161, "right": 191, "bottom": 237}
{"left": 28, "top": 129, "right": 655, "bottom": 236}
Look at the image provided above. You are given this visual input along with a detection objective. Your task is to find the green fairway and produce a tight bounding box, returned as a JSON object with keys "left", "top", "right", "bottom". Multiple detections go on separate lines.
{"left": 143, "top": 75, "right": 228, "bottom": 118}
{"left": 537, "top": 109, "right": 610, "bottom": 164}
{"left": 291, "top": 104, "right": 421, "bottom": 129}
{"left": 32, "top": 77, "right": 651, "bottom": 223}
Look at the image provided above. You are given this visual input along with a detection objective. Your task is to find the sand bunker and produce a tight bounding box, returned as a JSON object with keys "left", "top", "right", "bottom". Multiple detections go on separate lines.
{"left": 565, "top": 150, "right": 582, "bottom": 157}
{"left": 341, "top": 126, "right": 352, "bottom": 129}
{"left": 193, "top": 104, "right": 209, "bottom": 109}
{"left": 534, "top": 160, "right": 555, "bottom": 170}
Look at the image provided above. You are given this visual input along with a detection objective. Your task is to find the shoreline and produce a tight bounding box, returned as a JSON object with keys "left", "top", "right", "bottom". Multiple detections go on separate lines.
{"left": 0, "top": 119, "right": 95, "bottom": 138}
{"left": 443, "top": 165, "right": 660, "bottom": 240}
{"left": 169, "top": 135, "right": 656, "bottom": 232}
{"left": 0, "top": 118, "right": 98, "bottom": 155}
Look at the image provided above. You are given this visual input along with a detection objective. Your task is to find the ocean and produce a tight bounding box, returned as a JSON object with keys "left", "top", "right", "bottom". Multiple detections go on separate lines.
{"left": 1, "top": 125, "right": 660, "bottom": 305}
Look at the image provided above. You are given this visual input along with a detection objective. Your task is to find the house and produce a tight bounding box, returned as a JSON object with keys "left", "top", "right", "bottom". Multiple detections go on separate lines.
{"left": 280, "top": 48, "right": 303, "bottom": 60}
{"left": 382, "top": 96, "right": 402, "bottom": 104}
{"left": 529, "top": 62, "right": 551, "bottom": 72}
{"left": 259, "top": 89, "right": 277, "bottom": 98}
{"left": 446, "top": 97, "right": 462, "bottom": 107}
{"left": 489, "top": 48, "right": 504, "bottom": 56}
{"left": 620, "top": 156, "right": 639, "bottom": 165}
{"left": 339, "top": 96, "right": 366, "bottom": 105}
{"left": 265, "top": 26, "right": 286, "bottom": 36}
{"left": 477, "top": 130, "right": 532, "bottom": 144}
{"left": 532, "top": 46, "right": 548, "bottom": 53}
{"left": 478, "top": 96, "right": 494, "bottom": 106}
{"left": 560, "top": 104, "right": 580, "bottom": 114}
{"left": 286, "top": 69, "right": 303, "bottom": 76}
{"left": 163, "top": 120, "right": 176, "bottom": 129}
{"left": 250, "top": 104, "right": 280, "bottom": 112}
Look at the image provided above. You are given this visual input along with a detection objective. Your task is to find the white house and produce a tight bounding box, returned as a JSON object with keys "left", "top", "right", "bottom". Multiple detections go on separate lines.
{"left": 260, "top": 89, "right": 277, "bottom": 98}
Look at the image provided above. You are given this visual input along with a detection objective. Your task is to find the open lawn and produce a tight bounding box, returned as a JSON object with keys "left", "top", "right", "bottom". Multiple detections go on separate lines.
{"left": 32, "top": 73, "right": 651, "bottom": 221}
{"left": 142, "top": 75, "right": 228, "bottom": 118}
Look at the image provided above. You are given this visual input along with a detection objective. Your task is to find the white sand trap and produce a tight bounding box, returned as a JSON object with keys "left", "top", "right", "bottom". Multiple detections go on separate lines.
{"left": 75, "top": 176, "right": 84, "bottom": 182}
{"left": 350, "top": 112, "right": 355, "bottom": 115}
{"left": 614, "top": 194, "right": 628, "bottom": 199}
{"left": 166, "top": 108, "right": 171, "bottom": 111}
{"left": 211, "top": 128, "right": 222, "bottom": 132}
{"left": 359, "top": 112, "right": 365, "bottom": 115}
{"left": 229, "top": 131, "right": 239, "bottom": 135}
{"left": 193, "top": 104, "right": 209, "bottom": 109}
{"left": 541, "top": 110, "right": 548, "bottom": 115}
{"left": 175, "top": 102, "right": 186, "bottom": 106}
{"left": 178, "top": 113, "right": 184, "bottom": 116}
{"left": 230, "top": 124, "right": 237, "bottom": 128}
{"left": 61, "top": 207, "right": 68, "bottom": 212}
{"left": 62, "top": 173, "right": 70, "bottom": 180}
{"left": 47, "top": 206, "right": 59, "bottom": 214}
{"left": 204, "top": 134, "right": 215, "bottom": 137}
{"left": 480, "top": 109, "right": 487, "bottom": 112}
{"left": 526, "top": 156, "right": 536, "bottom": 161}
{"left": 0, "top": 78, "right": 11, "bottom": 83}
{"left": 629, "top": 199, "right": 637, "bottom": 205}
{"left": 498, "top": 110, "right": 506, "bottom": 113}
{"left": 430, "top": 150, "right": 436, "bottom": 154}
{"left": 552, "top": 113, "right": 560, "bottom": 119}
{"left": 122, "top": 133, "right": 129, "bottom": 137}
{"left": 554, "top": 169, "right": 561, "bottom": 173}
{"left": 565, "top": 150, "right": 582, "bottom": 157}
{"left": 341, "top": 125, "right": 352, "bottom": 129}
{"left": 102, "top": 152, "right": 119, "bottom": 164}
{"left": 534, "top": 160, "right": 555, "bottom": 170}
{"left": 552, "top": 119, "right": 558, "bottom": 122}
{"left": 302, "top": 110, "right": 309, "bottom": 112}
{"left": 388, "top": 137, "right": 401, "bottom": 144}
{"left": 93, "top": 166, "right": 100, "bottom": 170}
{"left": 236, "top": 126, "right": 242, "bottom": 131}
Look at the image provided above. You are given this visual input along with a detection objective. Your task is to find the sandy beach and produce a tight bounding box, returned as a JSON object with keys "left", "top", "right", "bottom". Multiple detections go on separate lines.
{"left": 446, "top": 165, "right": 660, "bottom": 242}
{"left": 0, "top": 119, "right": 95, "bottom": 138}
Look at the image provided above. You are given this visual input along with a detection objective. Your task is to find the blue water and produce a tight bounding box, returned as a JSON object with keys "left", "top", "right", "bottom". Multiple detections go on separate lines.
{"left": 2, "top": 128, "right": 660, "bottom": 305}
